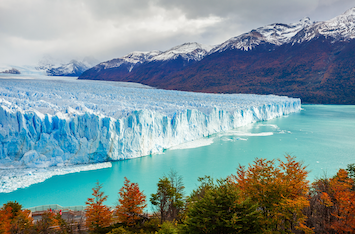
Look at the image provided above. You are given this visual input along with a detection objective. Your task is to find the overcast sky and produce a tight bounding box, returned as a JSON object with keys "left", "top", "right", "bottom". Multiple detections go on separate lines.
{"left": 0, "top": 0, "right": 354, "bottom": 65}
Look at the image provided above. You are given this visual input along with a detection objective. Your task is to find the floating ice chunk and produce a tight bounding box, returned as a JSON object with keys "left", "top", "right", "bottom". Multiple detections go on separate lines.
{"left": 222, "top": 131, "right": 274, "bottom": 137}
{"left": 0, "top": 162, "right": 112, "bottom": 193}
{"left": 170, "top": 137, "right": 214, "bottom": 150}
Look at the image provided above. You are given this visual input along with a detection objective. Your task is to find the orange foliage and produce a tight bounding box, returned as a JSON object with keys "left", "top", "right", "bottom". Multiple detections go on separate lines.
{"left": 0, "top": 203, "right": 34, "bottom": 233}
{"left": 115, "top": 177, "right": 147, "bottom": 226}
{"left": 231, "top": 155, "right": 312, "bottom": 233}
{"left": 10, "top": 209, "right": 34, "bottom": 233}
{"left": 322, "top": 169, "right": 355, "bottom": 233}
{"left": 85, "top": 181, "right": 113, "bottom": 231}
{"left": 0, "top": 206, "right": 12, "bottom": 234}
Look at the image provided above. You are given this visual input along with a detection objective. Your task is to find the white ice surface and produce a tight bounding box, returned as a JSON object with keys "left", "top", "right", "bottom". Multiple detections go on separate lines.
{"left": 169, "top": 137, "right": 215, "bottom": 150}
{"left": 0, "top": 162, "right": 111, "bottom": 193}
{"left": 0, "top": 75, "right": 300, "bottom": 192}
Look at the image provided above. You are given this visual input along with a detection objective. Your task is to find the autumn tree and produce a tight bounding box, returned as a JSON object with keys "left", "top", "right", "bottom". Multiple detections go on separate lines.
{"left": 184, "top": 177, "right": 262, "bottom": 234}
{"left": 231, "top": 155, "right": 312, "bottom": 233}
{"left": 0, "top": 206, "right": 12, "bottom": 234}
{"left": 0, "top": 201, "right": 34, "bottom": 234}
{"left": 115, "top": 177, "right": 147, "bottom": 226}
{"left": 323, "top": 169, "right": 355, "bottom": 232}
{"left": 3, "top": 201, "right": 22, "bottom": 220}
{"left": 85, "top": 181, "right": 113, "bottom": 232}
{"left": 305, "top": 167, "right": 355, "bottom": 233}
{"left": 10, "top": 209, "right": 34, "bottom": 234}
{"left": 304, "top": 177, "right": 334, "bottom": 233}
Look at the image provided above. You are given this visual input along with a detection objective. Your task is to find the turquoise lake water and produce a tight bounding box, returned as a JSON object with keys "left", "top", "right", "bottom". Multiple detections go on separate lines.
{"left": 0, "top": 105, "right": 354, "bottom": 210}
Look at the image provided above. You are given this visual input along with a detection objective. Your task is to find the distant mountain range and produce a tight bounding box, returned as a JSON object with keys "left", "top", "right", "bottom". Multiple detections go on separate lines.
{"left": 0, "top": 68, "right": 20, "bottom": 74}
{"left": 79, "top": 8, "right": 355, "bottom": 104}
{"left": 37, "top": 57, "right": 98, "bottom": 76}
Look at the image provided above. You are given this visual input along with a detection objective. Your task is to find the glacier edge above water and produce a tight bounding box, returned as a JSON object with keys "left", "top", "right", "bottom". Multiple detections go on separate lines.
{"left": 0, "top": 78, "right": 301, "bottom": 192}
{"left": 0, "top": 101, "right": 301, "bottom": 167}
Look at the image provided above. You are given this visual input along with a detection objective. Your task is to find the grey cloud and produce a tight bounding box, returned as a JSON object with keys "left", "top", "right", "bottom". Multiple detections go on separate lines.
{"left": 155, "top": 0, "right": 313, "bottom": 19}
{"left": 0, "top": 0, "right": 354, "bottom": 65}
{"left": 83, "top": 0, "right": 155, "bottom": 20}
{"left": 0, "top": 1, "right": 91, "bottom": 40}
{"left": 155, "top": 0, "right": 354, "bottom": 25}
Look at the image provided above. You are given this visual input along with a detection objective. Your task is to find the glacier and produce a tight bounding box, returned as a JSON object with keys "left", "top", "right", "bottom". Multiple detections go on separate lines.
{"left": 0, "top": 76, "right": 300, "bottom": 192}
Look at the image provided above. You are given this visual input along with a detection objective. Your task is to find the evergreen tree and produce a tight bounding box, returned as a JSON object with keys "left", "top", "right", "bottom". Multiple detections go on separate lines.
{"left": 150, "top": 171, "right": 185, "bottom": 223}
{"left": 184, "top": 178, "right": 262, "bottom": 234}
{"left": 151, "top": 177, "right": 174, "bottom": 223}
{"left": 34, "top": 211, "right": 59, "bottom": 234}
{"left": 346, "top": 163, "right": 355, "bottom": 180}
{"left": 167, "top": 170, "right": 185, "bottom": 222}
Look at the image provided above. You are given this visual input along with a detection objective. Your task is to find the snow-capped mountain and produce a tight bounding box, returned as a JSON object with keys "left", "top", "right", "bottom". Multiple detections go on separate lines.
{"left": 46, "top": 60, "right": 91, "bottom": 76}
{"left": 37, "top": 57, "right": 99, "bottom": 76}
{"left": 92, "top": 42, "right": 212, "bottom": 74}
{"left": 210, "top": 17, "right": 313, "bottom": 53}
{"left": 211, "top": 8, "right": 355, "bottom": 53}
{"left": 0, "top": 68, "right": 21, "bottom": 74}
{"left": 150, "top": 42, "right": 213, "bottom": 62}
{"left": 292, "top": 7, "right": 355, "bottom": 44}
{"left": 82, "top": 7, "right": 355, "bottom": 76}
{"left": 98, "top": 50, "right": 162, "bottom": 72}
{"left": 79, "top": 7, "right": 355, "bottom": 104}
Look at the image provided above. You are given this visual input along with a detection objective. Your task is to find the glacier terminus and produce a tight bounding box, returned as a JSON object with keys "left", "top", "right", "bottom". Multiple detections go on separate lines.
{"left": 0, "top": 76, "right": 300, "bottom": 192}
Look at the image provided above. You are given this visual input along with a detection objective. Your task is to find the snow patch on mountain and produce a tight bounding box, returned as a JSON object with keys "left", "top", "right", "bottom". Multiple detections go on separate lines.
{"left": 36, "top": 57, "right": 99, "bottom": 76}
{"left": 150, "top": 42, "right": 213, "bottom": 62}
{"left": 210, "top": 17, "right": 313, "bottom": 53}
{"left": 292, "top": 7, "right": 355, "bottom": 43}
{"left": 212, "top": 7, "right": 355, "bottom": 52}
{"left": 93, "top": 42, "right": 213, "bottom": 72}
{"left": 81, "top": 7, "right": 355, "bottom": 78}
{"left": 99, "top": 50, "right": 162, "bottom": 71}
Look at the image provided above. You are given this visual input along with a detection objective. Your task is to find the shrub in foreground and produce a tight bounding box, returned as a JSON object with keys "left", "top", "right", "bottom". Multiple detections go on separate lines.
{"left": 183, "top": 177, "right": 262, "bottom": 234}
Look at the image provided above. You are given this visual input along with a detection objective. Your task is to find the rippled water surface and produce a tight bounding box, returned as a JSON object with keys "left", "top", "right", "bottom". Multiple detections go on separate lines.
{"left": 1, "top": 105, "right": 354, "bottom": 209}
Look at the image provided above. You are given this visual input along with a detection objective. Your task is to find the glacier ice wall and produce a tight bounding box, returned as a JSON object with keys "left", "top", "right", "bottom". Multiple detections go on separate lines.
{"left": 0, "top": 78, "right": 301, "bottom": 168}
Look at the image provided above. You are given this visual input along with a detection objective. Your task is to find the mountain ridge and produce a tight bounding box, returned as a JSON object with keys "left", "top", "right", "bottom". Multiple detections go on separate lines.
{"left": 37, "top": 57, "right": 99, "bottom": 76}
{"left": 79, "top": 7, "right": 355, "bottom": 104}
